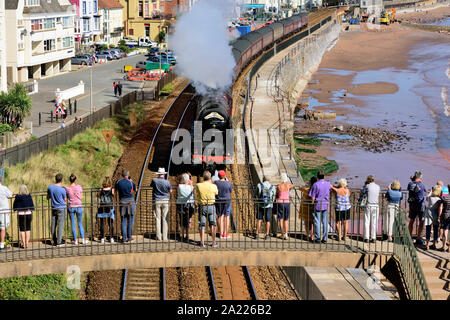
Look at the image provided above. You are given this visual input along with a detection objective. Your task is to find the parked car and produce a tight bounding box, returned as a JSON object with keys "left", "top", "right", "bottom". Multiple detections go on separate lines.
{"left": 98, "top": 51, "right": 115, "bottom": 60}
{"left": 146, "top": 56, "right": 171, "bottom": 65}
{"left": 84, "top": 53, "right": 98, "bottom": 63}
{"left": 122, "top": 37, "right": 138, "bottom": 47}
{"left": 136, "top": 61, "right": 147, "bottom": 69}
{"left": 71, "top": 54, "right": 93, "bottom": 65}
{"left": 138, "top": 37, "right": 158, "bottom": 48}
{"left": 110, "top": 48, "right": 125, "bottom": 58}
{"left": 157, "top": 52, "right": 176, "bottom": 65}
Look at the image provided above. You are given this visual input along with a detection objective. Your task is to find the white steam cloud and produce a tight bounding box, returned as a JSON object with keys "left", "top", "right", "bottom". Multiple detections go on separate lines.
{"left": 168, "top": 0, "right": 238, "bottom": 94}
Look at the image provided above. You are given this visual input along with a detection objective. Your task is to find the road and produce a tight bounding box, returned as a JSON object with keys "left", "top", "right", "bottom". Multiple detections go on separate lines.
{"left": 27, "top": 54, "right": 148, "bottom": 137}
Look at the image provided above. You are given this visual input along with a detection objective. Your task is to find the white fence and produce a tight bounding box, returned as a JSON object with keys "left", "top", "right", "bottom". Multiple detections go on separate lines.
{"left": 54, "top": 81, "right": 84, "bottom": 101}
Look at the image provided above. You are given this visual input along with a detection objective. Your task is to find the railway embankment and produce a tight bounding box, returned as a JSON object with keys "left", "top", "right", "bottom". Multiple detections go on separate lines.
{"left": 244, "top": 17, "right": 341, "bottom": 187}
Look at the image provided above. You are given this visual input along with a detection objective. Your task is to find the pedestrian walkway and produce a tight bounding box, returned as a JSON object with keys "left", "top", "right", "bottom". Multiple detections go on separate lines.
{"left": 27, "top": 55, "right": 151, "bottom": 137}
{"left": 416, "top": 248, "right": 450, "bottom": 300}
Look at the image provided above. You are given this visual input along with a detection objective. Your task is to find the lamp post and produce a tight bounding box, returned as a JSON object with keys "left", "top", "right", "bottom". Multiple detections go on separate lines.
{"left": 90, "top": 63, "right": 93, "bottom": 114}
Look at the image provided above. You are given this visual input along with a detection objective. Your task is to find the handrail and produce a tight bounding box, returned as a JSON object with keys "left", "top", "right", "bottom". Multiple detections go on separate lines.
{"left": 393, "top": 208, "right": 431, "bottom": 300}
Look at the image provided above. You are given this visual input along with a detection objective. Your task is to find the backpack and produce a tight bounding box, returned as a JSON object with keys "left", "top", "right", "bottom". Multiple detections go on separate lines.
{"left": 260, "top": 183, "right": 274, "bottom": 206}
{"left": 100, "top": 189, "right": 113, "bottom": 209}
{"left": 408, "top": 182, "right": 421, "bottom": 203}
{"left": 358, "top": 186, "right": 368, "bottom": 208}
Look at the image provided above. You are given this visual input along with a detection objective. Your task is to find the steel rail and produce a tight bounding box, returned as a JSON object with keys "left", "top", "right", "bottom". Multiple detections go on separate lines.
{"left": 207, "top": 266, "right": 218, "bottom": 300}
{"left": 243, "top": 266, "right": 259, "bottom": 300}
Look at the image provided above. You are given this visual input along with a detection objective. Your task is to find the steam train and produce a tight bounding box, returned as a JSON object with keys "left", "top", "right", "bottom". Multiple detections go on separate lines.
{"left": 231, "top": 12, "right": 309, "bottom": 77}
{"left": 190, "top": 13, "right": 309, "bottom": 172}
{"left": 191, "top": 92, "right": 233, "bottom": 174}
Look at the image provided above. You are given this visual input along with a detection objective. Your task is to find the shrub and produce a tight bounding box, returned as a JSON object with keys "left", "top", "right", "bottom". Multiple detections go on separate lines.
{"left": 118, "top": 45, "right": 131, "bottom": 54}
{"left": 0, "top": 84, "right": 32, "bottom": 128}
{"left": 109, "top": 44, "right": 116, "bottom": 49}
{"left": 99, "top": 44, "right": 108, "bottom": 51}
{"left": 0, "top": 123, "right": 12, "bottom": 134}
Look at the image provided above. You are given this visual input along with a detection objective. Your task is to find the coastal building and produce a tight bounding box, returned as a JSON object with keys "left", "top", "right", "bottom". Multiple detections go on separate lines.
{"left": 69, "top": 0, "right": 101, "bottom": 51}
{"left": 5, "top": 0, "right": 76, "bottom": 83}
{"left": 118, "top": 0, "right": 170, "bottom": 41}
{"left": 0, "top": 1, "right": 7, "bottom": 92}
{"left": 98, "top": 0, "right": 124, "bottom": 46}
{"left": 361, "top": 0, "right": 384, "bottom": 14}
{"left": 159, "top": 0, "right": 189, "bottom": 19}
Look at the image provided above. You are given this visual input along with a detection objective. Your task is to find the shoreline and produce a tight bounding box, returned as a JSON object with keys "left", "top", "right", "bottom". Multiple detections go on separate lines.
{"left": 294, "top": 23, "right": 450, "bottom": 188}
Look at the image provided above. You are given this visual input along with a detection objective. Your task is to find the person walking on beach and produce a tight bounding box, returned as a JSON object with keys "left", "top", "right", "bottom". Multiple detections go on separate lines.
{"left": 150, "top": 168, "right": 172, "bottom": 241}
{"left": 255, "top": 176, "right": 275, "bottom": 240}
{"left": 309, "top": 172, "right": 331, "bottom": 243}
{"left": 331, "top": 178, "right": 351, "bottom": 241}
{"left": 113, "top": 82, "right": 117, "bottom": 97}
{"left": 407, "top": 171, "right": 427, "bottom": 245}
{"left": 117, "top": 81, "right": 123, "bottom": 97}
{"left": 47, "top": 173, "right": 67, "bottom": 247}
{"left": 13, "top": 185, "right": 34, "bottom": 249}
{"left": 0, "top": 177, "right": 13, "bottom": 251}
{"left": 384, "top": 180, "right": 403, "bottom": 242}
{"left": 276, "top": 173, "right": 294, "bottom": 240}
{"left": 361, "top": 175, "right": 380, "bottom": 243}
{"left": 115, "top": 169, "right": 137, "bottom": 243}
{"left": 195, "top": 171, "right": 218, "bottom": 248}
{"left": 214, "top": 170, "right": 232, "bottom": 239}
{"left": 66, "top": 174, "right": 88, "bottom": 245}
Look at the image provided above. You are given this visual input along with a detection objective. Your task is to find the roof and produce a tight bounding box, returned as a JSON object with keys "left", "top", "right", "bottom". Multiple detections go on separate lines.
{"left": 22, "top": 0, "right": 75, "bottom": 14}
{"left": 98, "top": 0, "right": 123, "bottom": 9}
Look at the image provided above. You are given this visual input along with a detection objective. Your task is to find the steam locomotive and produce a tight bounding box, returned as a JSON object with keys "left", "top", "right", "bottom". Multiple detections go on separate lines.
{"left": 191, "top": 92, "right": 233, "bottom": 174}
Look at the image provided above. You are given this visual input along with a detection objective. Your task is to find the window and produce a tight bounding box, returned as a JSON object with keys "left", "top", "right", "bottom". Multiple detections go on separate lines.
{"left": 83, "top": 1, "right": 87, "bottom": 15}
{"left": 44, "top": 39, "right": 55, "bottom": 51}
{"left": 31, "top": 19, "right": 43, "bottom": 31}
{"left": 129, "top": 29, "right": 134, "bottom": 35}
{"left": 145, "top": 25, "right": 150, "bottom": 37}
{"left": 144, "top": 1, "right": 149, "bottom": 18}
{"left": 62, "top": 16, "right": 73, "bottom": 27}
{"left": 93, "top": 0, "right": 98, "bottom": 13}
{"left": 44, "top": 18, "right": 56, "bottom": 29}
{"left": 63, "top": 36, "right": 74, "bottom": 48}
{"left": 139, "top": 1, "right": 144, "bottom": 17}
{"left": 25, "top": 0, "right": 40, "bottom": 6}
{"left": 83, "top": 19, "right": 90, "bottom": 32}
{"left": 94, "top": 17, "right": 100, "bottom": 30}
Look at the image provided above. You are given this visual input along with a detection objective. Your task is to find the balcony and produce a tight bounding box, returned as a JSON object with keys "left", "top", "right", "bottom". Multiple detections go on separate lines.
{"left": 114, "top": 27, "right": 124, "bottom": 32}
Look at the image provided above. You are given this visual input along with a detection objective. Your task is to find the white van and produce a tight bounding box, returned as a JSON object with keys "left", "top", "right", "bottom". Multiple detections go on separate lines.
{"left": 138, "top": 37, "right": 158, "bottom": 48}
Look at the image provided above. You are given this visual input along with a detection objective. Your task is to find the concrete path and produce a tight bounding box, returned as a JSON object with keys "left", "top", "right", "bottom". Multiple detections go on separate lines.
{"left": 27, "top": 54, "right": 155, "bottom": 137}
{"left": 416, "top": 248, "right": 450, "bottom": 300}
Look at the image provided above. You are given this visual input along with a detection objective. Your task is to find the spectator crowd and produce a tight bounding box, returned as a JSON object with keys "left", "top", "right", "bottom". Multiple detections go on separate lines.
{"left": 0, "top": 168, "right": 448, "bottom": 253}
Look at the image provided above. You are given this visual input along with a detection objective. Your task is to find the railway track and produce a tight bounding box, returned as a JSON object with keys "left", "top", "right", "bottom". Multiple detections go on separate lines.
{"left": 208, "top": 266, "right": 258, "bottom": 300}
{"left": 122, "top": 268, "right": 166, "bottom": 300}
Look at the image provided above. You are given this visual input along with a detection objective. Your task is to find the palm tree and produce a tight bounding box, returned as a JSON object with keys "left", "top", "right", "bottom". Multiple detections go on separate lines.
{"left": 0, "top": 84, "right": 32, "bottom": 129}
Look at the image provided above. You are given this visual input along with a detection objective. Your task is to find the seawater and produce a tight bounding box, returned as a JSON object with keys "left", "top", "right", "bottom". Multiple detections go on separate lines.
{"left": 298, "top": 41, "right": 450, "bottom": 189}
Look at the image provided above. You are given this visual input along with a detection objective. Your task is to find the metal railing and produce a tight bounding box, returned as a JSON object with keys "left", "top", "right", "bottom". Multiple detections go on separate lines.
{"left": 393, "top": 210, "right": 432, "bottom": 300}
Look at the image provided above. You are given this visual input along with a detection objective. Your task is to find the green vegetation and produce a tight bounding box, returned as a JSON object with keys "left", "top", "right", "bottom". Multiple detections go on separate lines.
{"left": 294, "top": 135, "right": 339, "bottom": 181}
{"left": 0, "top": 123, "right": 12, "bottom": 134}
{"left": 294, "top": 136, "right": 321, "bottom": 146}
{"left": 0, "top": 83, "right": 32, "bottom": 129}
{"left": 0, "top": 274, "right": 80, "bottom": 300}
{"left": 157, "top": 30, "right": 166, "bottom": 44}
{"left": 99, "top": 44, "right": 108, "bottom": 51}
{"left": 159, "top": 83, "right": 174, "bottom": 97}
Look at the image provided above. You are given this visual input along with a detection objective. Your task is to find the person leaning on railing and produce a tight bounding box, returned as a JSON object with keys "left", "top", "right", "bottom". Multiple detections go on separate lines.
{"left": 0, "top": 176, "right": 12, "bottom": 251}
{"left": 439, "top": 184, "right": 450, "bottom": 253}
{"left": 115, "top": 169, "right": 137, "bottom": 243}
{"left": 176, "top": 173, "right": 194, "bottom": 243}
{"left": 361, "top": 175, "right": 380, "bottom": 243}
{"left": 194, "top": 171, "right": 218, "bottom": 248}
{"left": 424, "top": 185, "right": 442, "bottom": 251}
{"left": 299, "top": 176, "right": 317, "bottom": 242}
{"left": 47, "top": 173, "right": 67, "bottom": 247}
{"left": 331, "top": 178, "right": 351, "bottom": 242}
{"left": 309, "top": 171, "right": 331, "bottom": 244}
{"left": 276, "top": 173, "right": 294, "bottom": 241}
{"left": 13, "top": 185, "right": 34, "bottom": 249}
{"left": 384, "top": 180, "right": 403, "bottom": 243}
{"left": 97, "top": 177, "right": 115, "bottom": 244}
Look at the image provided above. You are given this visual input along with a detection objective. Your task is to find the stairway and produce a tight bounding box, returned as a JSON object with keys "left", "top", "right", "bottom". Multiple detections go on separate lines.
{"left": 417, "top": 250, "right": 449, "bottom": 300}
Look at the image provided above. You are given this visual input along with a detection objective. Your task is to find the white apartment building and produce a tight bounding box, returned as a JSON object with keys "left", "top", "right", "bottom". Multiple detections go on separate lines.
{"left": 98, "top": 0, "right": 123, "bottom": 46}
{"left": 5, "top": 0, "right": 76, "bottom": 83}
{"left": 0, "top": 1, "right": 7, "bottom": 92}
{"left": 70, "top": 0, "right": 101, "bottom": 51}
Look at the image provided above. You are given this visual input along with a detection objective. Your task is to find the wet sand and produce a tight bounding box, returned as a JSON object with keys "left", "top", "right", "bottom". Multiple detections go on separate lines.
{"left": 295, "top": 24, "right": 450, "bottom": 188}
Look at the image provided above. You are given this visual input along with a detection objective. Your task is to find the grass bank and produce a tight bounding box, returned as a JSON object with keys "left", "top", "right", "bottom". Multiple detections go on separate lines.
{"left": 294, "top": 135, "right": 339, "bottom": 182}
{"left": 0, "top": 102, "right": 143, "bottom": 300}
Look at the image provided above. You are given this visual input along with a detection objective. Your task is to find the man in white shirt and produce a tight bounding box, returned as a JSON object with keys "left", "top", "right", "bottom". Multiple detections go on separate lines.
{"left": 0, "top": 177, "right": 13, "bottom": 250}
{"left": 362, "top": 175, "right": 380, "bottom": 243}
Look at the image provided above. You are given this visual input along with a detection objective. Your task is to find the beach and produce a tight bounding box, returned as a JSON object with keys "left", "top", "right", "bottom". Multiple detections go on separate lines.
{"left": 295, "top": 22, "right": 450, "bottom": 189}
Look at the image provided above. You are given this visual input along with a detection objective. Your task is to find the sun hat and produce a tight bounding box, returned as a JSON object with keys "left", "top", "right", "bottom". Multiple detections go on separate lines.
{"left": 157, "top": 167, "right": 167, "bottom": 175}
{"left": 218, "top": 170, "right": 226, "bottom": 178}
